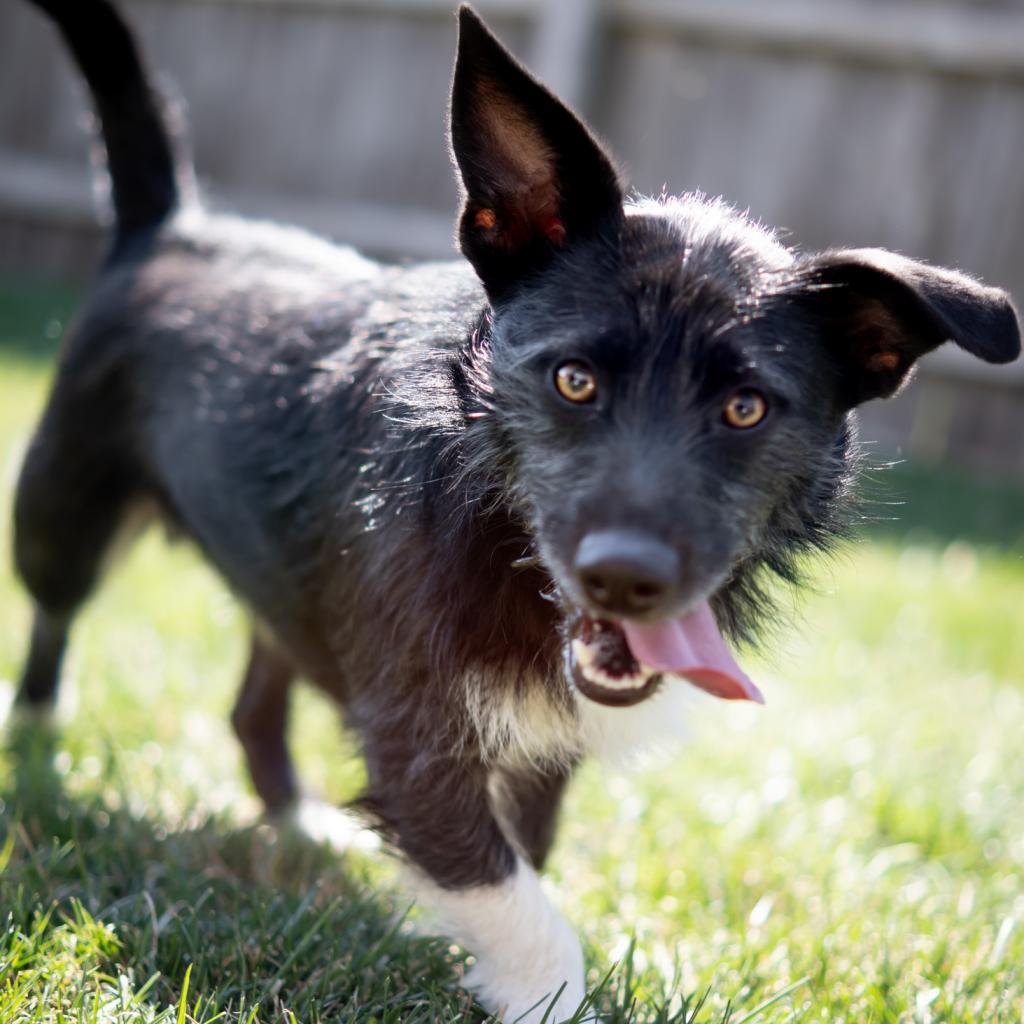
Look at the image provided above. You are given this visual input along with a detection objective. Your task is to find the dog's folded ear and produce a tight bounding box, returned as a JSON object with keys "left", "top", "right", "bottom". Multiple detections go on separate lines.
{"left": 800, "top": 247, "right": 1022, "bottom": 406}
{"left": 450, "top": 5, "right": 623, "bottom": 303}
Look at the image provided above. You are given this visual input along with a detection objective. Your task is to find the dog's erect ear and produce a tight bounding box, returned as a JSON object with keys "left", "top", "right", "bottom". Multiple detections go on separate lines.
{"left": 801, "top": 248, "right": 1021, "bottom": 406}
{"left": 450, "top": 5, "right": 623, "bottom": 302}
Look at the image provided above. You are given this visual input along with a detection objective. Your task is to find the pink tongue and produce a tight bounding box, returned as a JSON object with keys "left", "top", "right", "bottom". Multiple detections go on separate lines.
{"left": 621, "top": 602, "right": 764, "bottom": 704}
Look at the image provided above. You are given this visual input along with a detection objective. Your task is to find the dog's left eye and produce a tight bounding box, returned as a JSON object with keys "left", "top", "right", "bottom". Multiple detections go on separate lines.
{"left": 554, "top": 361, "right": 597, "bottom": 403}
{"left": 723, "top": 389, "right": 768, "bottom": 429}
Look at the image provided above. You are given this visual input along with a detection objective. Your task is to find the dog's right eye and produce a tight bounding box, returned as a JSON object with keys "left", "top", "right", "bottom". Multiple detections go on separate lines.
{"left": 554, "top": 361, "right": 597, "bottom": 404}
{"left": 723, "top": 388, "right": 768, "bottom": 429}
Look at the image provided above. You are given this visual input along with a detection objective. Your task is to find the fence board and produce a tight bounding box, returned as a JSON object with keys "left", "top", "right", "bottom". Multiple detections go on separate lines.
{"left": 1, "top": 0, "right": 1022, "bottom": 475}
{"left": 614, "top": 0, "right": 1024, "bottom": 78}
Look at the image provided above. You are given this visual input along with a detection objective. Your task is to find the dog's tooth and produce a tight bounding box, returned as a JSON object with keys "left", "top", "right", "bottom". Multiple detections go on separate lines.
{"left": 572, "top": 633, "right": 656, "bottom": 692}
{"left": 572, "top": 637, "right": 598, "bottom": 668}
{"left": 579, "top": 659, "right": 654, "bottom": 691}
{"left": 510, "top": 554, "right": 541, "bottom": 570}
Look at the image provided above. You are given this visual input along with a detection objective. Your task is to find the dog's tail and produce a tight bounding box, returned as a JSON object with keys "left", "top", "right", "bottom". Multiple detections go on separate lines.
{"left": 28, "top": 0, "right": 189, "bottom": 251}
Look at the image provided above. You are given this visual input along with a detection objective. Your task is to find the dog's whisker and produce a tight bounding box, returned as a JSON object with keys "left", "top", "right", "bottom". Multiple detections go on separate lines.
{"left": 510, "top": 555, "right": 542, "bottom": 570}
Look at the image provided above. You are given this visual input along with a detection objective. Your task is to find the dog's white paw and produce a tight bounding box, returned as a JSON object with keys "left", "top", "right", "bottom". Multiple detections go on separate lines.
{"left": 407, "top": 858, "right": 587, "bottom": 1023}
{"left": 279, "top": 798, "right": 381, "bottom": 855}
{"left": 466, "top": 957, "right": 586, "bottom": 1023}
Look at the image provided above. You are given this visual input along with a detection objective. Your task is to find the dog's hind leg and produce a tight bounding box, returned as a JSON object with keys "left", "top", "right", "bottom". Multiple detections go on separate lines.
{"left": 231, "top": 636, "right": 297, "bottom": 811}
{"left": 17, "top": 612, "right": 70, "bottom": 709}
{"left": 13, "top": 413, "right": 139, "bottom": 711}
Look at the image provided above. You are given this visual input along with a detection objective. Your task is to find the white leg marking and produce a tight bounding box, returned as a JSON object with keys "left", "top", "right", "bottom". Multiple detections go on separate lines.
{"left": 409, "top": 858, "right": 585, "bottom": 1023}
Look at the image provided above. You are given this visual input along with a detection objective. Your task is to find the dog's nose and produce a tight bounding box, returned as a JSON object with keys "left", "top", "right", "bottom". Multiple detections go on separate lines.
{"left": 574, "top": 530, "right": 679, "bottom": 617}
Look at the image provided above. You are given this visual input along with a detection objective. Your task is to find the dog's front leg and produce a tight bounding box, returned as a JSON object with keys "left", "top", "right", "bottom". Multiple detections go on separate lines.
{"left": 363, "top": 742, "right": 585, "bottom": 1023}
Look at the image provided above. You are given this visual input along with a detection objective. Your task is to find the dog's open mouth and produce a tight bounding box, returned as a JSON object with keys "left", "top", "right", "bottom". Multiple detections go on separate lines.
{"left": 570, "top": 603, "right": 765, "bottom": 707}
{"left": 570, "top": 617, "right": 661, "bottom": 707}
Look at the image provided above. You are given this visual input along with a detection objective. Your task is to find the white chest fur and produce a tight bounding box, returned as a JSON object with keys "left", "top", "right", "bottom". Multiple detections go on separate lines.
{"left": 466, "top": 671, "right": 696, "bottom": 771}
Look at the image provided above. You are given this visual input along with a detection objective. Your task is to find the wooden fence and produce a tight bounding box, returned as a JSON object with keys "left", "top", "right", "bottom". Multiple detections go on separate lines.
{"left": 1, "top": 0, "right": 1023, "bottom": 479}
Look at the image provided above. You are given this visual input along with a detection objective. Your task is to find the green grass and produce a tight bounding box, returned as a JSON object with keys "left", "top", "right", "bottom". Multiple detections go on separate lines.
{"left": 1, "top": 278, "right": 1023, "bottom": 1022}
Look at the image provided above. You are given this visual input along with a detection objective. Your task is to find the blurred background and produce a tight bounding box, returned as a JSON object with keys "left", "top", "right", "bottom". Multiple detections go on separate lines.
{"left": 2, "top": 0, "right": 1024, "bottom": 479}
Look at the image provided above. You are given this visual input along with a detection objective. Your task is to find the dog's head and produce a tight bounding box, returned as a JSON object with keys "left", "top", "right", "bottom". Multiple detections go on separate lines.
{"left": 447, "top": 7, "right": 1021, "bottom": 707}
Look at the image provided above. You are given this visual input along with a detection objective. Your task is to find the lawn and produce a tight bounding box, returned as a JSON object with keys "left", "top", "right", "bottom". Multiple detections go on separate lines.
{"left": 1, "top": 277, "right": 1023, "bottom": 1023}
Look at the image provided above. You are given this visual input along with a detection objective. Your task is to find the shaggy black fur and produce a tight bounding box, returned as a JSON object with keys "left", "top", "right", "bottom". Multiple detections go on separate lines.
{"left": 14, "top": 0, "right": 1021, "bottom": 903}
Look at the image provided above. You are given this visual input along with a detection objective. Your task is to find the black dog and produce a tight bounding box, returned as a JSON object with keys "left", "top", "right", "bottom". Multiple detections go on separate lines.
{"left": 14, "top": 1, "right": 1021, "bottom": 1020}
